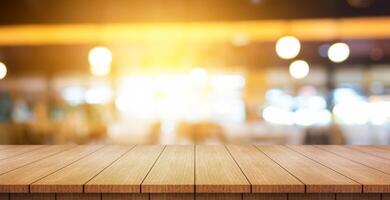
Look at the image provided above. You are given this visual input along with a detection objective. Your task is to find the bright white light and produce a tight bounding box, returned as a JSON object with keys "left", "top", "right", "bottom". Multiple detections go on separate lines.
{"left": 88, "top": 47, "right": 112, "bottom": 76}
{"left": 62, "top": 87, "right": 85, "bottom": 105}
{"left": 115, "top": 96, "right": 156, "bottom": 119}
{"left": 265, "top": 89, "right": 294, "bottom": 110}
{"left": 115, "top": 77, "right": 156, "bottom": 119}
{"left": 289, "top": 60, "right": 310, "bottom": 79}
{"left": 308, "top": 96, "right": 327, "bottom": 110}
{"left": 294, "top": 109, "right": 332, "bottom": 126}
{"left": 211, "top": 74, "right": 245, "bottom": 90}
{"left": 85, "top": 86, "right": 112, "bottom": 104}
{"left": 0, "top": 62, "right": 7, "bottom": 80}
{"left": 262, "top": 106, "right": 294, "bottom": 125}
{"left": 368, "top": 101, "right": 390, "bottom": 125}
{"left": 333, "top": 102, "right": 369, "bottom": 125}
{"left": 116, "top": 72, "right": 246, "bottom": 123}
{"left": 328, "top": 43, "right": 350, "bottom": 63}
{"left": 276, "top": 36, "right": 301, "bottom": 59}
{"left": 334, "top": 88, "right": 364, "bottom": 103}
{"left": 189, "top": 67, "right": 208, "bottom": 86}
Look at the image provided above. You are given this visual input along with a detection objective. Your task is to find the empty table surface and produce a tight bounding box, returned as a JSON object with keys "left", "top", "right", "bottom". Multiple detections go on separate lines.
{"left": 0, "top": 145, "right": 389, "bottom": 195}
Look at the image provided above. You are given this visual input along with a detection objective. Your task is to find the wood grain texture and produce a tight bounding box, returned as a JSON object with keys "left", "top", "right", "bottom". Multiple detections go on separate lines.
{"left": 336, "top": 194, "right": 380, "bottom": 200}
{"left": 0, "top": 146, "right": 44, "bottom": 160}
{"left": 56, "top": 193, "right": 101, "bottom": 200}
{"left": 0, "top": 145, "right": 74, "bottom": 175}
{"left": 288, "top": 194, "right": 335, "bottom": 200}
{"left": 243, "top": 194, "right": 287, "bottom": 200}
{"left": 196, "top": 145, "right": 250, "bottom": 193}
{"left": 150, "top": 194, "right": 193, "bottom": 200}
{"left": 227, "top": 145, "right": 304, "bottom": 193}
{"left": 318, "top": 145, "right": 390, "bottom": 174}
{"left": 289, "top": 145, "right": 390, "bottom": 193}
{"left": 86, "top": 145, "right": 164, "bottom": 193}
{"left": 0, "top": 193, "right": 9, "bottom": 200}
{"left": 196, "top": 194, "right": 241, "bottom": 200}
{"left": 0, "top": 145, "right": 13, "bottom": 151}
{"left": 10, "top": 193, "right": 55, "bottom": 200}
{"left": 142, "top": 145, "right": 194, "bottom": 193}
{"left": 0, "top": 145, "right": 102, "bottom": 193}
{"left": 383, "top": 194, "right": 390, "bottom": 200}
{"left": 349, "top": 146, "right": 390, "bottom": 160}
{"left": 31, "top": 145, "right": 133, "bottom": 193}
{"left": 256, "top": 145, "right": 360, "bottom": 193}
{"left": 376, "top": 145, "right": 390, "bottom": 150}
{"left": 0, "top": 145, "right": 389, "bottom": 196}
{"left": 102, "top": 194, "right": 149, "bottom": 200}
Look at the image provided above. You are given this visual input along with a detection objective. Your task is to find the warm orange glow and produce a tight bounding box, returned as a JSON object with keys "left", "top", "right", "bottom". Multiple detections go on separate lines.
{"left": 0, "top": 17, "right": 389, "bottom": 45}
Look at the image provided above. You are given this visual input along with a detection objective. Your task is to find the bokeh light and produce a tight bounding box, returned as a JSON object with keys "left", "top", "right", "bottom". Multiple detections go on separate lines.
{"left": 0, "top": 62, "right": 7, "bottom": 80}
{"left": 88, "top": 47, "right": 112, "bottom": 77}
{"left": 289, "top": 60, "right": 310, "bottom": 79}
{"left": 328, "top": 42, "right": 350, "bottom": 63}
{"left": 276, "top": 36, "right": 301, "bottom": 59}
{"left": 262, "top": 106, "right": 294, "bottom": 125}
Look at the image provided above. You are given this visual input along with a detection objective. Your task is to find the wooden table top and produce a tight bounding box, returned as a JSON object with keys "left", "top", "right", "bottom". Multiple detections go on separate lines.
{"left": 0, "top": 145, "right": 389, "bottom": 194}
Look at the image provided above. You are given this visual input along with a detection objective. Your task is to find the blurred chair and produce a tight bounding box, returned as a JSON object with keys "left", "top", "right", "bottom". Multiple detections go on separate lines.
{"left": 303, "top": 125, "right": 345, "bottom": 145}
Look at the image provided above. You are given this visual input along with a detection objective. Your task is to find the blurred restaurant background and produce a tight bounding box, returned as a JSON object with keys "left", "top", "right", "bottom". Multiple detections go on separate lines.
{"left": 0, "top": 0, "right": 390, "bottom": 145}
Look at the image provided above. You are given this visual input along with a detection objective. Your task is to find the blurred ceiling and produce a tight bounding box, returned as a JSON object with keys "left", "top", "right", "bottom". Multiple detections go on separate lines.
{"left": 0, "top": 0, "right": 389, "bottom": 24}
{"left": 1, "top": 39, "right": 390, "bottom": 76}
{"left": 0, "top": 0, "right": 390, "bottom": 25}
{"left": 0, "top": 0, "right": 389, "bottom": 75}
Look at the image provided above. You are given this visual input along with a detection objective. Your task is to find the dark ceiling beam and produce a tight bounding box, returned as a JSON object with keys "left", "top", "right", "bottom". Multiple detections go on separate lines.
{"left": 0, "top": 0, "right": 389, "bottom": 24}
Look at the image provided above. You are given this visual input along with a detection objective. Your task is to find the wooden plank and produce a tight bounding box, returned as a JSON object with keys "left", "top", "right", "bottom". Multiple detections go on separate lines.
{"left": 86, "top": 145, "right": 164, "bottom": 193}
{"left": 30, "top": 145, "right": 133, "bottom": 193}
{"left": 0, "top": 193, "right": 9, "bottom": 200}
{"left": 289, "top": 146, "right": 390, "bottom": 193}
{"left": 0, "top": 145, "right": 13, "bottom": 151}
{"left": 256, "top": 145, "right": 360, "bottom": 193}
{"left": 288, "top": 194, "right": 335, "bottom": 200}
{"left": 0, "top": 145, "right": 74, "bottom": 175}
{"left": 10, "top": 193, "right": 55, "bottom": 200}
{"left": 0, "top": 145, "right": 103, "bottom": 193}
{"left": 142, "top": 145, "right": 194, "bottom": 193}
{"left": 349, "top": 146, "right": 390, "bottom": 160}
{"left": 102, "top": 194, "right": 149, "bottom": 200}
{"left": 196, "top": 145, "right": 250, "bottom": 193}
{"left": 383, "top": 194, "right": 390, "bottom": 200}
{"left": 375, "top": 145, "right": 390, "bottom": 150}
{"left": 243, "top": 194, "right": 287, "bottom": 200}
{"left": 150, "top": 194, "right": 193, "bottom": 200}
{"left": 56, "top": 193, "right": 101, "bottom": 200}
{"left": 336, "top": 194, "right": 380, "bottom": 200}
{"left": 318, "top": 145, "right": 390, "bottom": 174}
{"left": 226, "top": 145, "right": 304, "bottom": 193}
{"left": 196, "top": 194, "right": 241, "bottom": 200}
{"left": 0, "top": 146, "right": 44, "bottom": 160}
